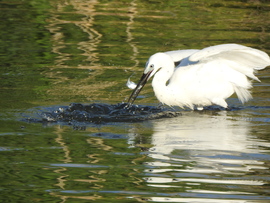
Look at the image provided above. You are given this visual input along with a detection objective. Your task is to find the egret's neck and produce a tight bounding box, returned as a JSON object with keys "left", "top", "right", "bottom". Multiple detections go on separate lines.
{"left": 152, "top": 61, "right": 175, "bottom": 104}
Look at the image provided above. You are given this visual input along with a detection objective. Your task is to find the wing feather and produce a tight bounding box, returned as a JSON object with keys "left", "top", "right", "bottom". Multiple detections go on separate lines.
{"left": 188, "top": 44, "right": 270, "bottom": 81}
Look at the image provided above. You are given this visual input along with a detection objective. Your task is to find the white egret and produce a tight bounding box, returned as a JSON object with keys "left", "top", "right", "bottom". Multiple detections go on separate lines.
{"left": 127, "top": 44, "right": 270, "bottom": 110}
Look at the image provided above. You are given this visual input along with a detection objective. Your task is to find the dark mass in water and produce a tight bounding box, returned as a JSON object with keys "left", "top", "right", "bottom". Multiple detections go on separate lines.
{"left": 25, "top": 103, "right": 181, "bottom": 124}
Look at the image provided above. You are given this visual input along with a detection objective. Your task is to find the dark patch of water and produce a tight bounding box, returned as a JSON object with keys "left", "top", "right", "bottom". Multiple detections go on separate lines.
{"left": 22, "top": 102, "right": 270, "bottom": 126}
{"left": 23, "top": 102, "right": 181, "bottom": 124}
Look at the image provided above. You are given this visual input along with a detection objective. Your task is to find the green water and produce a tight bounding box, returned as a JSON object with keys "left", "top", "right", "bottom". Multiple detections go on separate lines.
{"left": 0, "top": 0, "right": 270, "bottom": 202}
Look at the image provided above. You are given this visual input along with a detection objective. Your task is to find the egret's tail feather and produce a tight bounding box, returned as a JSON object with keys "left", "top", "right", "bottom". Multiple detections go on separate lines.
{"left": 234, "top": 85, "right": 252, "bottom": 103}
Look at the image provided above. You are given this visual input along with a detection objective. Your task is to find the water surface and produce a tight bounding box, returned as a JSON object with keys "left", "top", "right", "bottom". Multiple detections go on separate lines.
{"left": 0, "top": 0, "right": 270, "bottom": 202}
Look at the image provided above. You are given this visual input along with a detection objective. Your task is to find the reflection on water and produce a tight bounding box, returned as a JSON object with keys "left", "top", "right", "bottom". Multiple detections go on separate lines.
{"left": 142, "top": 111, "right": 270, "bottom": 202}
{"left": 150, "top": 112, "right": 265, "bottom": 153}
{"left": 48, "top": 0, "right": 102, "bottom": 67}
{"left": 44, "top": 0, "right": 145, "bottom": 103}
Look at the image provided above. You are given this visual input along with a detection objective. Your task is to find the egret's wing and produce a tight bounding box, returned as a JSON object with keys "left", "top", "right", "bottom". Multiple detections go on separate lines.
{"left": 165, "top": 49, "right": 199, "bottom": 63}
{"left": 189, "top": 44, "right": 270, "bottom": 70}
{"left": 189, "top": 44, "right": 249, "bottom": 61}
{"left": 186, "top": 44, "right": 270, "bottom": 81}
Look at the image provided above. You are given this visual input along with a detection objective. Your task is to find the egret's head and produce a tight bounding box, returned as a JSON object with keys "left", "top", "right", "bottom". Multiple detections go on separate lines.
{"left": 127, "top": 53, "right": 171, "bottom": 104}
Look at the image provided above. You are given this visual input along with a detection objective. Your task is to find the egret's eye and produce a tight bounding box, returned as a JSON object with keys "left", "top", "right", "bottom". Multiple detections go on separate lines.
{"left": 150, "top": 64, "right": 154, "bottom": 69}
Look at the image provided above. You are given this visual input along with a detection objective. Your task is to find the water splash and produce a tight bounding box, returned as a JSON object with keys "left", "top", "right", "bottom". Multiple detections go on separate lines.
{"left": 24, "top": 103, "right": 181, "bottom": 124}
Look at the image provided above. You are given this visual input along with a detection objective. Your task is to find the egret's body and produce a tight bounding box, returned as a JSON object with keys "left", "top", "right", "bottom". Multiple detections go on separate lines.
{"left": 128, "top": 44, "right": 270, "bottom": 110}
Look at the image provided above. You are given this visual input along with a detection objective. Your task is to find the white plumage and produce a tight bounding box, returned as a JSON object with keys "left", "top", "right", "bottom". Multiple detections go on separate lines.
{"left": 128, "top": 44, "right": 270, "bottom": 110}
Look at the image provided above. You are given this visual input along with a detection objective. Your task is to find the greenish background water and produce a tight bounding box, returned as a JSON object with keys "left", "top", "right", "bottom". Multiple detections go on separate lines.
{"left": 0, "top": 0, "right": 270, "bottom": 202}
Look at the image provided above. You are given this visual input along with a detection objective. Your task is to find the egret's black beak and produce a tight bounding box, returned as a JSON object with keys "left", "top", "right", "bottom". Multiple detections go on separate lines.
{"left": 127, "top": 71, "right": 153, "bottom": 105}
